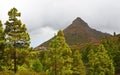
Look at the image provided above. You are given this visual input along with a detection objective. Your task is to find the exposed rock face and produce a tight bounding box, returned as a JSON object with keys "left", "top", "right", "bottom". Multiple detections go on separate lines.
{"left": 35, "top": 17, "right": 111, "bottom": 50}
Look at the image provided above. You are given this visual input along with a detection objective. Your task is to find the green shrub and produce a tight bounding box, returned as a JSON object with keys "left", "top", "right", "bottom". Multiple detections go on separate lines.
{"left": 31, "top": 59, "right": 43, "bottom": 72}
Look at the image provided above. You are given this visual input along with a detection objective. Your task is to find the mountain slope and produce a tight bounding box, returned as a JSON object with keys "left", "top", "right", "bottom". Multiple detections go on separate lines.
{"left": 35, "top": 17, "right": 111, "bottom": 50}
{"left": 63, "top": 17, "right": 111, "bottom": 45}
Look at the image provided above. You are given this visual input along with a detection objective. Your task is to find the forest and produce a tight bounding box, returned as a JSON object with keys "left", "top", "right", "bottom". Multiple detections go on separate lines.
{"left": 0, "top": 8, "right": 120, "bottom": 75}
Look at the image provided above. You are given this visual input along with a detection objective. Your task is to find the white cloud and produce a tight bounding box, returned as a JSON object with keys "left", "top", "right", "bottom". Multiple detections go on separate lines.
{"left": 0, "top": 0, "right": 120, "bottom": 47}
{"left": 30, "top": 27, "right": 57, "bottom": 47}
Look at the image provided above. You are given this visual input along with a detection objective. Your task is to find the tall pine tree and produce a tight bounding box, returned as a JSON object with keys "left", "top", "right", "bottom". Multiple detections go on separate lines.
{"left": 102, "top": 36, "right": 120, "bottom": 73}
{"left": 87, "top": 44, "right": 115, "bottom": 75}
{"left": 87, "top": 49, "right": 96, "bottom": 75}
{"left": 4, "top": 7, "right": 30, "bottom": 73}
{"left": 0, "top": 20, "right": 5, "bottom": 70}
{"left": 72, "top": 50, "right": 86, "bottom": 75}
{"left": 48, "top": 30, "right": 73, "bottom": 75}
{"left": 0, "top": 21, "right": 5, "bottom": 59}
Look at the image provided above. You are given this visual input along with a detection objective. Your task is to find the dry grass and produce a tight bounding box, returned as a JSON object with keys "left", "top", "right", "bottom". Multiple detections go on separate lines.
{"left": 0, "top": 71, "right": 48, "bottom": 75}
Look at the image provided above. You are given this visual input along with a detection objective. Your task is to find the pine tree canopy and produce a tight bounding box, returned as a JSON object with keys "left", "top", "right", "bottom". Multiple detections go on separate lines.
{"left": 48, "top": 30, "right": 73, "bottom": 75}
{"left": 87, "top": 44, "right": 115, "bottom": 75}
{"left": 5, "top": 7, "right": 30, "bottom": 48}
{"left": 0, "top": 20, "right": 5, "bottom": 60}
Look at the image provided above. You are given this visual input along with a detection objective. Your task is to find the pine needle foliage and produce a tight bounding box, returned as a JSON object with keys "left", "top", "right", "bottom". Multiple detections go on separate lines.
{"left": 4, "top": 7, "right": 30, "bottom": 73}
{"left": 48, "top": 30, "right": 73, "bottom": 75}
{"left": 87, "top": 44, "right": 115, "bottom": 75}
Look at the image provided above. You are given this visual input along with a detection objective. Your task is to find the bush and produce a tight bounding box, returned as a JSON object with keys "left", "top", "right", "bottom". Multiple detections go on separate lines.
{"left": 31, "top": 59, "right": 43, "bottom": 72}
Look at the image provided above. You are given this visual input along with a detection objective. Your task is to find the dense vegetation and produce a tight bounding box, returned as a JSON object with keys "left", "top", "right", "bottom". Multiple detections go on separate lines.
{"left": 0, "top": 7, "right": 120, "bottom": 75}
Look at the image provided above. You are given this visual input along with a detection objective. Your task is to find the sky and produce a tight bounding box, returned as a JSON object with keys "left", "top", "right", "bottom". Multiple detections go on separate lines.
{"left": 0, "top": 0, "right": 120, "bottom": 47}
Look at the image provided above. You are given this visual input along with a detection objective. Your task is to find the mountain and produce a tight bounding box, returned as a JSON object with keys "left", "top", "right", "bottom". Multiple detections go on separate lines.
{"left": 35, "top": 17, "right": 111, "bottom": 50}
{"left": 63, "top": 17, "right": 111, "bottom": 45}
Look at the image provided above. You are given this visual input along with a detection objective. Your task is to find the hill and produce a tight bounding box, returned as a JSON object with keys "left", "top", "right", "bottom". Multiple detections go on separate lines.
{"left": 35, "top": 17, "right": 111, "bottom": 50}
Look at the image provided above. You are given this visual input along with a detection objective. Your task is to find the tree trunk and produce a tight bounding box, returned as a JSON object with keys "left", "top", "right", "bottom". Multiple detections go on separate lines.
{"left": 14, "top": 47, "right": 17, "bottom": 73}
{"left": 54, "top": 56, "right": 57, "bottom": 75}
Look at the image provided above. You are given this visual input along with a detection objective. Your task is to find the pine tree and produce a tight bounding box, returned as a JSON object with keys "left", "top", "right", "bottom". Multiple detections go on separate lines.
{"left": 4, "top": 7, "right": 30, "bottom": 73}
{"left": 0, "top": 21, "right": 5, "bottom": 59}
{"left": 39, "top": 50, "right": 50, "bottom": 72}
{"left": 48, "top": 30, "right": 73, "bottom": 75}
{"left": 102, "top": 36, "right": 120, "bottom": 73}
{"left": 87, "top": 49, "right": 96, "bottom": 75}
{"left": 72, "top": 50, "right": 86, "bottom": 75}
{"left": 0, "top": 20, "right": 5, "bottom": 70}
{"left": 31, "top": 59, "right": 43, "bottom": 72}
{"left": 87, "top": 44, "right": 115, "bottom": 75}
{"left": 101, "top": 37, "right": 116, "bottom": 64}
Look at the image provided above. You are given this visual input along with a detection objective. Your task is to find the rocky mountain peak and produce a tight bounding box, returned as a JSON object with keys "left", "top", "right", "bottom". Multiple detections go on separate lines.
{"left": 35, "top": 17, "right": 111, "bottom": 50}
{"left": 72, "top": 17, "right": 89, "bottom": 28}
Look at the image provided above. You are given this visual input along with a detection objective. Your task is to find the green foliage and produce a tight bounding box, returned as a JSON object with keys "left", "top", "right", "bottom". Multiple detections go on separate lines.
{"left": 16, "top": 49, "right": 29, "bottom": 66}
{"left": 72, "top": 50, "right": 86, "bottom": 75}
{"left": 102, "top": 36, "right": 120, "bottom": 73}
{"left": 87, "top": 44, "right": 115, "bottom": 75}
{"left": 48, "top": 30, "right": 73, "bottom": 75}
{"left": 0, "top": 20, "right": 5, "bottom": 71}
{"left": 4, "top": 7, "right": 30, "bottom": 73}
{"left": 0, "top": 21, "right": 5, "bottom": 58}
{"left": 5, "top": 7, "right": 30, "bottom": 48}
{"left": 87, "top": 49, "right": 96, "bottom": 75}
{"left": 31, "top": 59, "right": 43, "bottom": 72}
{"left": 39, "top": 50, "right": 50, "bottom": 72}
{"left": 18, "top": 64, "right": 29, "bottom": 71}
{"left": 81, "top": 45, "right": 93, "bottom": 63}
{"left": 3, "top": 45, "right": 14, "bottom": 71}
